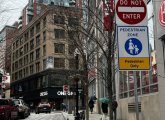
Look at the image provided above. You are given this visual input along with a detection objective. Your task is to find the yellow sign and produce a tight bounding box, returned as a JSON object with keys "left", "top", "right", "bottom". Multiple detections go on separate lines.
{"left": 119, "top": 57, "right": 150, "bottom": 70}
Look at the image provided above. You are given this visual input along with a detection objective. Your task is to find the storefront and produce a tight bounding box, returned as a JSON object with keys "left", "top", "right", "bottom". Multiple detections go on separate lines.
{"left": 11, "top": 69, "right": 84, "bottom": 110}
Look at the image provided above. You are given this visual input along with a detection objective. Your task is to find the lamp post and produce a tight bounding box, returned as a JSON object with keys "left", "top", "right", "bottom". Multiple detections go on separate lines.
{"left": 74, "top": 76, "right": 79, "bottom": 120}
{"left": 74, "top": 48, "right": 80, "bottom": 120}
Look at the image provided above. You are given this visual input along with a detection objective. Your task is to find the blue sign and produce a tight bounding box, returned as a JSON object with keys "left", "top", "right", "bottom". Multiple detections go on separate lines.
{"left": 125, "top": 38, "right": 142, "bottom": 56}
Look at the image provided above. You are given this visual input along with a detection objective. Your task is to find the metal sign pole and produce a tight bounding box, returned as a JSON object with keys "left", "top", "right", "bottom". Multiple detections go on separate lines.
{"left": 133, "top": 71, "right": 139, "bottom": 120}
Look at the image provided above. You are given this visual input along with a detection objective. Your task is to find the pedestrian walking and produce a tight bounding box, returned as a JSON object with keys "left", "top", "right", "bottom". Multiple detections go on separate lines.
{"left": 112, "top": 100, "right": 118, "bottom": 120}
{"left": 88, "top": 99, "right": 94, "bottom": 114}
{"left": 101, "top": 102, "right": 108, "bottom": 120}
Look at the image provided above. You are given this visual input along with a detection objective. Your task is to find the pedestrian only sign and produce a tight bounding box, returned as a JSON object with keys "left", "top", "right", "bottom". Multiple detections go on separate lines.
{"left": 117, "top": 26, "right": 150, "bottom": 70}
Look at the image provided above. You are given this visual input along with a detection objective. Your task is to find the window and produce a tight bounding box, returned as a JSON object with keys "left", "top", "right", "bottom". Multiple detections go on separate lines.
{"left": 26, "top": 67, "right": 29, "bottom": 76}
{"left": 13, "top": 42, "right": 15, "bottom": 50}
{"left": 15, "top": 72, "right": 18, "bottom": 80}
{"left": 19, "top": 70, "right": 22, "bottom": 79}
{"left": 30, "top": 27, "right": 34, "bottom": 38}
{"left": 25, "top": 32, "right": 29, "bottom": 41}
{"left": 68, "top": 17, "right": 79, "bottom": 26}
{"left": 19, "top": 58, "right": 23, "bottom": 68}
{"left": 24, "top": 55, "right": 28, "bottom": 65}
{"left": 36, "top": 48, "right": 40, "bottom": 59}
{"left": 43, "top": 45, "right": 46, "bottom": 56}
{"left": 12, "top": 74, "right": 15, "bottom": 81}
{"left": 12, "top": 63, "right": 15, "bottom": 71}
{"left": 54, "top": 43, "right": 65, "bottom": 53}
{"left": 24, "top": 43, "right": 29, "bottom": 53}
{"left": 19, "top": 47, "right": 23, "bottom": 56}
{"left": 20, "top": 37, "right": 23, "bottom": 45}
{"left": 54, "top": 29, "right": 65, "bottom": 39}
{"left": 30, "top": 52, "right": 34, "bottom": 62}
{"left": 119, "top": 69, "right": 158, "bottom": 99}
{"left": 54, "top": 15, "right": 65, "bottom": 24}
{"left": 43, "top": 17, "right": 46, "bottom": 28}
{"left": 43, "top": 31, "right": 46, "bottom": 42}
{"left": 16, "top": 50, "right": 18, "bottom": 58}
{"left": 141, "top": 71, "right": 149, "bottom": 94}
{"left": 68, "top": 44, "right": 75, "bottom": 54}
{"left": 68, "top": 31, "right": 76, "bottom": 39}
{"left": 54, "top": 58, "right": 65, "bottom": 68}
{"left": 69, "top": 58, "right": 75, "bottom": 69}
{"left": 13, "top": 53, "right": 15, "bottom": 61}
{"left": 30, "top": 65, "right": 34, "bottom": 74}
{"left": 36, "top": 22, "right": 40, "bottom": 33}
{"left": 15, "top": 61, "right": 18, "bottom": 69}
{"left": 43, "top": 59, "right": 46, "bottom": 70}
{"left": 30, "top": 39, "right": 34, "bottom": 50}
{"left": 36, "top": 35, "right": 40, "bottom": 46}
{"left": 36, "top": 62, "right": 40, "bottom": 72}
{"left": 119, "top": 71, "right": 128, "bottom": 98}
{"left": 16, "top": 40, "right": 19, "bottom": 48}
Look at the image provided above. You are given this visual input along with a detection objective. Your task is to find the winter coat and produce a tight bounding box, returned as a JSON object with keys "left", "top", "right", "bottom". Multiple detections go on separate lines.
{"left": 101, "top": 103, "right": 108, "bottom": 114}
{"left": 88, "top": 100, "right": 94, "bottom": 108}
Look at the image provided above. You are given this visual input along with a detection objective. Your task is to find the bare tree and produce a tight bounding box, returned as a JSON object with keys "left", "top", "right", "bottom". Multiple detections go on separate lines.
{"left": 45, "top": 2, "right": 116, "bottom": 119}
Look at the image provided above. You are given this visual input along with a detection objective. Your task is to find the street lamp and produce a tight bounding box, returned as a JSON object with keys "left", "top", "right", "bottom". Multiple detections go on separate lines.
{"left": 74, "top": 48, "right": 80, "bottom": 120}
{"left": 74, "top": 75, "right": 79, "bottom": 120}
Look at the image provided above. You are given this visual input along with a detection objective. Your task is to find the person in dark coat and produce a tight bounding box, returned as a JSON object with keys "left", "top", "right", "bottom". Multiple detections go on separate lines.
{"left": 112, "top": 100, "right": 118, "bottom": 120}
{"left": 88, "top": 99, "right": 94, "bottom": 114}
{"left": 101, "top": 102, "right": 108, "bottom": 119}
{"left": 101, "top": 102, "right": 108, "bottom": 114}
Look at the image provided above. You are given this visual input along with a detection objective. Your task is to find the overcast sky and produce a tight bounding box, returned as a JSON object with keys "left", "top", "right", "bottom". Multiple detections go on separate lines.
{"left": 0, "top": 0, "right": 28, "bottom": 30}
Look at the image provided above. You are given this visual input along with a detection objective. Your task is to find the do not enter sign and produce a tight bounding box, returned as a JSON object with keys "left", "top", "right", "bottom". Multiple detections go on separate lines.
{"left": 63, "top": 85, "right": 69, "bottom": 92}
{"left": 116, "top": 0, "right": 147, "bottom": 25}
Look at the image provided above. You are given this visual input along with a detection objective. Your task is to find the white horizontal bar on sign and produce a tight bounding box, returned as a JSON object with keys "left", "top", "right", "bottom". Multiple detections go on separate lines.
{"left": 118, "top": 7, "right": 144, "bottom": 12}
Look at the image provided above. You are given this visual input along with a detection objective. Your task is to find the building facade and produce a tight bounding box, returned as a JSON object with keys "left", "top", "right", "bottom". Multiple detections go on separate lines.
{"left": 0, "top": 24, "right": 18, "bottom": 98}
{"left": 87, "top": 0, "right": 160, "bottom": 120}
{"left": 153, "top": 0, "right": 165, "bottom": 120}
{"left": 10, "top": 5, "right": 83, "bottom": 109}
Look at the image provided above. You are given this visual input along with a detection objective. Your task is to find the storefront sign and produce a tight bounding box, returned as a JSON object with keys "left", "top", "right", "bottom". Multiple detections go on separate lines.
{"left": 40, "top": 91, "right": 48, "bottom": 96}
{"left": 57, "top": 91, "right": 75, "bottom": 96}
{"left": 159, "top": 0, "right": 165, "bottom": 27}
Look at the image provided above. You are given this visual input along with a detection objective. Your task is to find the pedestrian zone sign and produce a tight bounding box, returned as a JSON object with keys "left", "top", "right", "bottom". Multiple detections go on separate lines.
{"left": 117, "top": 26, "right": 150, "bottom": 70}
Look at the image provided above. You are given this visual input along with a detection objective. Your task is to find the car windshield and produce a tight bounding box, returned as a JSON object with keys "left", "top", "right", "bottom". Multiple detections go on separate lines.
{"left": 39, "top": 103, "right": 50, "bottom": 107}
{"left": 13, "top": 100, "right": 20, "bottom": 105}
{"left": 0, "top": 100, "right": 8, "bottom": 106}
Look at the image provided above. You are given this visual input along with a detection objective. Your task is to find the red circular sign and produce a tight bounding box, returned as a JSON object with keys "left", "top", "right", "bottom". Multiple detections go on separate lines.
{"left": 116, "top": 0, "right": 147, "bottom": 25}
{"left": 159, "top": 0, "right": 165, "bottom": 27}
{"left": 63, "top": 85, "right": 69, "bottom": 92}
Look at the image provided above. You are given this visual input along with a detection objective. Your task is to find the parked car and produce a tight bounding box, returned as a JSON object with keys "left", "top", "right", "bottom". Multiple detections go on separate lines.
{"left": 13, "top": 99, "right": 30, "bottom": 119}
{"left": 35, "top": 102, "right": 51, "bottom": 114}
{"left": 0, "top": 98, "right": 18, "bottom": 120}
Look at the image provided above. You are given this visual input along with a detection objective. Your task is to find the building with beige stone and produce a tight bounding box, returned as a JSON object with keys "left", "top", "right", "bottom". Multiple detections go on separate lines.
{"left": 10, "top": 5, "right": 83, "bottom": 110}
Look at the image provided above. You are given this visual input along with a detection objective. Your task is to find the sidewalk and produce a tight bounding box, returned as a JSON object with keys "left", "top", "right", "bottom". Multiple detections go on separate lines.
{"left": 62, "top": 111, "right": 109, "bottom": 120}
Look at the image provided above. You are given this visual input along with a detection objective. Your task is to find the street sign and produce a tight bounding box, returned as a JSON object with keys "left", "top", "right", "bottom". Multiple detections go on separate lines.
{"left": 159, "top": 0, "right": 165, "bottom": 27}
{"left": 63, "top": 85, "right": 69, "bottom": 92}
{"left": 117, "top": 26, "right": 150, "bottom": 70}
{"left": 116, "top": 0, "right": 147, "bottom": 25}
